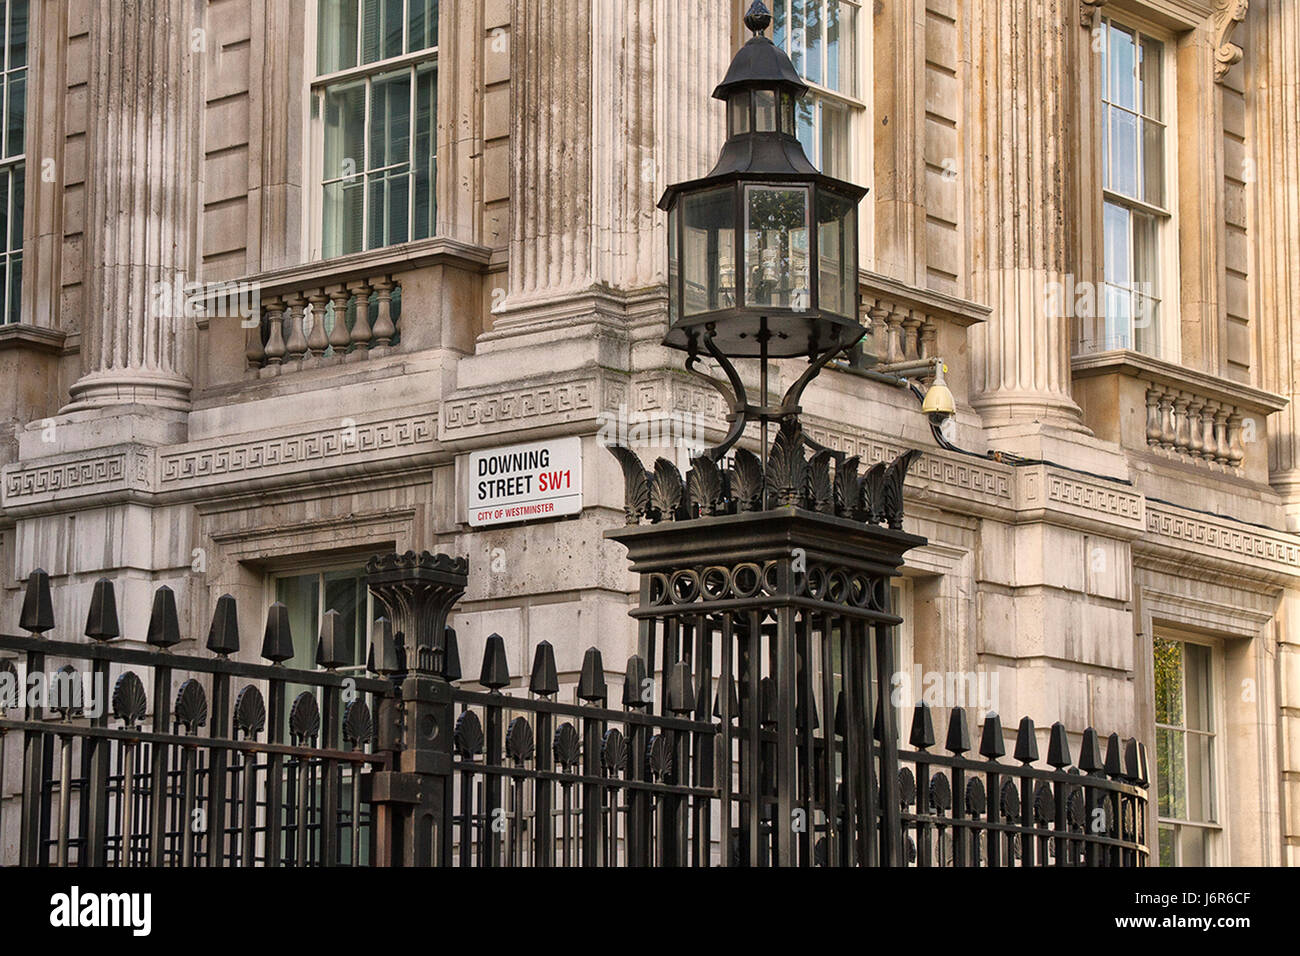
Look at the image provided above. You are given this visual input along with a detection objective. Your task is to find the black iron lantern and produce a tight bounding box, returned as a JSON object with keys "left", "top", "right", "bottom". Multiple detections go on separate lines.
{"left": 659, "top": 1, "right": 867, "bottom": 461}
{"left": 660, "top": 1, "right": 866, "bottom": 362}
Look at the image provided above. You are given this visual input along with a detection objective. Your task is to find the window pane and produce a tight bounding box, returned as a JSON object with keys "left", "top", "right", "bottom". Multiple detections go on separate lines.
{"left": 1178, "top": 826, "right": 1209, "bottom": 866}
{"left": 407, "top": 0, "right": 438, "bottom": 53}
{"left": 804, "top": 0, "right": 822, "bottom": 86}
{"left": 1187, "top": 732, "right": 1214, "bottom": 821}
{"left": 361, "top": 0, "right": 404, "bottom": 65}
{"left": 322, "top": 80, "right": 366, "bottom": 181}
{"left": 730, "top": 92, "right": 751, "bottom": 136}
{"left": 1139, "top": 35, "right": 1162, "bottom": 119}
{"left": 789, "top": 0, "right": 805, "bottom": 76}
{"left": 317, "top": 0, "right": 359, "bottom": 74}
{"left": 1103, "top": 202, "right": 1130, "bottom": 287}
{"left": 1108, "top": 108, "right": 1138, "bottom": 198}
{"left": 1103, "top": 284, "right": 1131, "bottom": 350}
{"left": 413, "top": 63, "right": 436, "bottom": 240}
{"left": 369, "top": 69, "right": 411, "bottom": 170}
{"left": 1156, "top": 726, "right": 1186, "bottom": 818}
{"left": 1133, "top": 294, "right": 1159, "bottom": 355}
{"left": 1153, "top": 636, "right": 1183, "bottom": 725}
{"left": 819, "top": 99, "right": 849, "bottom": 177}
{"left": 8, "top": 0, "right": 25, "bottom": 70}
{"left": 5, "top": 71, "right": 24, "bottom": 158}
{"left": 1142, "top": 118, "right": 1164, "bottom": 207}
{"left": 796, "top": 98, "right": 815, "bottom": 163}
{"left": 323, "top": 179, "right": 364, "bottom": 257}
{"left": 1132, "top": 210, "right": 1158, "bottom": 297}
{"left": 8, "top": 157, "right": 20, "bottom": 249}
{"left": 1158, "top": 824, "right": 1175, "bottom": 867}
{"left": 826, "top": 1, "right": 853, "bottom": 96}
{"left": 1108, "top": 23, "right": 1136, "bottom": 110}
{"left": 1184, "top": 644, "right": 1212, "bottom": 732}
{"left": 367, "top": 166, "right": 410, "bottom": 249}
{"left": 745, "top": 186, "right": 810, "bottom": 310}
{"left": 7, "top": 250, "right": 20, "bottom": 324}
{"left": 668, "top": 205, "right": 679, "bottom": 323}
{"left": 773, "top": 0, "right": 787, "bottom": 51}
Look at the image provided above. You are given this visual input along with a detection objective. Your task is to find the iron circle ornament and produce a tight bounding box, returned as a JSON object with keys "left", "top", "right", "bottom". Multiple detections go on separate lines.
{"left": 731, "top": 563, "right": 763, "bottom": 598}
{"left": 701, "top": 566, "right": 731, "bottom": 600}
{"left": 668, "top": 569, "right": 702, "bottom": 605}
{"left": 647, "top": 573, "right": 670, "bottom": 607}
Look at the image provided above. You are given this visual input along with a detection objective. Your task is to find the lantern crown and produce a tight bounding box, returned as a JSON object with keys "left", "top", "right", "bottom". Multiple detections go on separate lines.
{"left": 657, "top": 0, "right": 867, "bottom": 361}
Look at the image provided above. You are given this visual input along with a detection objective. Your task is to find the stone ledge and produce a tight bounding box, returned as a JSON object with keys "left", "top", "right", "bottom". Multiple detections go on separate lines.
{"left": 0, "top": 324, "right": 67, "bottom": 355}
{"left": 1071, "top": 348, "right": 1288, "bottom": 418}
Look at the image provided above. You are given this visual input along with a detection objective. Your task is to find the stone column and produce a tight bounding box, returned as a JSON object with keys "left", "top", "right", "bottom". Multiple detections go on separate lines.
{"left": 501, "top": 0, "right": 728, "bottom": 317}
{"left": 1255, "top": 0, "right": 1300, "bottom": 524}
{"left": 967, "top": 0, "right": 1084, "bottom": 430}
{"left": 64, "top": 0, "right": 202, "bottom": 413}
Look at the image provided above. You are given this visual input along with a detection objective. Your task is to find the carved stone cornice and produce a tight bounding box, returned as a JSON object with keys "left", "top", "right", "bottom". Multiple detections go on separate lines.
{"left": 1214, "top": 0, "right": 1249, "bottom": 83}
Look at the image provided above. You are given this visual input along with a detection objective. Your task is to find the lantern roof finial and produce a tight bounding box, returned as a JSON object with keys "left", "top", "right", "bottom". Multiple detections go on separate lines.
{"left": 744, "top": 1, "right": 773, "bottom": 36}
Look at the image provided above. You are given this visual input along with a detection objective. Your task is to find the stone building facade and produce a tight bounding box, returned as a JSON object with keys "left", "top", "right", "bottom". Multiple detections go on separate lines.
{"left": 0, "top": 0, "right": 1298, "bottom": 866}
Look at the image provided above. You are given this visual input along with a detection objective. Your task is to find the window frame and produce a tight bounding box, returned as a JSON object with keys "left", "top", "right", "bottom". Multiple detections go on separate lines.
{"left": 267, "top": 558, "right": 381, "bottom": 676}
{"left": 0, "top": 0, "right": 26, "bottom": 326}
{"left": 1091, "top": 11, "right": 1181, "bottom": 362}
{"left": 305, "top": 0, "right": 439, "bottom": 263}
{"left": 767, "top": 0, "right": 868, "bottom": 185}
{"left": 1152, "top": 631, "right": 1225, "bottom": 867}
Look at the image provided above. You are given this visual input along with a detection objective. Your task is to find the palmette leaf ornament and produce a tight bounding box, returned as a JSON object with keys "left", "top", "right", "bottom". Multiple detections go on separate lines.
{"left": 601, "top": 728, "right": 628, "bottom": 773}
{"left": 834, "top": 455, "right": 860, "bottom": 518}
{"left": 173, "top": 679, "right": 208, "bottom": 734}
{"left": 111, "top": 671, "right": 148, "bottom": 728}
{"left": 728, "top": 448, "right": 764, "bottom": 512}
{"left": 454, "top": 709, "right": 484, "bottom": 758}
{"left": 234, "top": 685, "right": 267, "bottom": 739}
{"left": 289, "top": 691, "right": 321, "bottom": 742}
{"left": 808, "top": 450, "right": 834, "bottom": 514}
{"left": 860, "top": 461, "right": 888, "bottom": 524}
{"left": 647, "top": 734, "right": 673, "bottom": 781}
{"left": 766, "top": 419, "right": 808, "bottom": 508}
{"left": 506, "top": 716, "right": 535, "bottom": 764}
{"left": 649, "top": 458, "right": 685, "bottom": 522}
{"left": 686, "top": 456, "right": 724, "bottom": 517}
{"left": 343, "top": 700, "right": 373, "bottom": 748}
{"left": 606, "top": 445, "right": 651, "bottom": 524}
{"left": 552, "top": 722, "right": 581, "bottom": 769}
{"left": 881, "top": 448, "right": 922, "bottom": 529}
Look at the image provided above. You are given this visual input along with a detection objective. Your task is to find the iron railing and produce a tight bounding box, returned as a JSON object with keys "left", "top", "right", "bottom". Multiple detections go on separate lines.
{"left": 0, "top": 571, "right": 391, "bottom": 866}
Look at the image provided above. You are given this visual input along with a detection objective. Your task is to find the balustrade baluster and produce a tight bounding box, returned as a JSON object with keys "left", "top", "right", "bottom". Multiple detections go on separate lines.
{"left": 284, "top": 295, "right": 308, "bottom": 361}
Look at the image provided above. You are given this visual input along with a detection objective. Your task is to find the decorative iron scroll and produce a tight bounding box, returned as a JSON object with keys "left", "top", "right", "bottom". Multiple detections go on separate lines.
{"left": 607, "top": 419, "right": 921, "bottom": 529}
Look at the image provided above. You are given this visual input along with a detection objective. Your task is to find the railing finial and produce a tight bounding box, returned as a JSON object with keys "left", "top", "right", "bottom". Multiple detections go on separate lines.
{"left": 19, "top": 568, "right": 54, "bottom": 635}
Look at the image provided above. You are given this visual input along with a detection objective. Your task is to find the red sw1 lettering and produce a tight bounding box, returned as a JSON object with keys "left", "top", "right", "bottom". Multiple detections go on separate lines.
{"left": 538, "top": 470, "right": 571, "bottom": 492}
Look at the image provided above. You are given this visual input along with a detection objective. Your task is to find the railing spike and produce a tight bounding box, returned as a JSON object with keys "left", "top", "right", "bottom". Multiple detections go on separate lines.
{"left": 978, "top": 711, "right": 1005, "bottom": 759}
{"left": 1046, "top": 721, "right": 1071, "bottom": 768}
{"left": 1103, "top": 731, "right": 1123, "bottom": 777}
{"left": 261, "top": 602, "right": 295, "bottom": 663}
{"left": 577, "top": 647, "right": 606, "bottom": 703}
{"left": 85, "top": 578, "right": 120, "bottom": 642}
{"left": 479, "top": 633, "right": 511, "bottom": 690}
{"left": 714, "top": 675, "right": 739, "bottom": 721}
{"left": 443, "top": 625, "right": 462, "bottom": 681}
{"left": 370, "top": 618, "right": 400, "bottom": 675}
{"left": 909, "top": 701, "right": 935, "bottom": 750}
{"left": 759, "top": 677, "right": 777, "bottom": 727}
{"left": 873, "top": 693, "right": 883, "bottom": 741}
{"left": 1123, "top": 737, "right": 1141, "bottom": 782}
{"left": 316, "top": 609, "right": 352, "bottom": 670}
{"left": 667, "top": 661, "right": 695, "bottom": 715}
{"left": 624, "top": 655, "right": 649, "bottom": 708}
{"left": 1078, "top": 727, "right": 1104, "bottom": 773}
{"left": 144, "top": 585, "right": 182, "bottom": 649}
{"left": 19, "top": 568, "right": 54, "bottom": 634}
{"left": 1013, "top": 715, "right": 1039, "bottom": 764}
{"left": 205, "top": 592, "right": 239, "bottom": 656}
{"left": 529, "top": 641, "right": 559, "bottom": 697}
{"left": 945, "top": 707, "right": 971, "bottom": 754}
{"left": 1135, "top": 741, "right": 1150, "bottom": 786}
{"left": 834, "top": 690, "right": 847, "bottom": 738}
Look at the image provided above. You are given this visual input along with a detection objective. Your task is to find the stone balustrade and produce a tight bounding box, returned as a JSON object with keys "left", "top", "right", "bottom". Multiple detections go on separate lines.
{"left": 1143, "top": 383, "right": 1245, "bottom": 469}
{"left": 245, "top": 274, "right": 402, "bottom": 373}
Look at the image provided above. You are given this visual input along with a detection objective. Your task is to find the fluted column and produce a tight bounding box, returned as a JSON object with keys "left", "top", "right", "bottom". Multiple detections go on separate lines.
{"left": 968, "top": 0, "right": 1084, "bottom": 428}
{"left": 502, "top": 0, "right": 728, "bottom": 317}
{"left": 64, "top": 0, "right": 201, "bottom": 413}
{"left": 1255, "top": 0, "right": 1300, "bottom": 523}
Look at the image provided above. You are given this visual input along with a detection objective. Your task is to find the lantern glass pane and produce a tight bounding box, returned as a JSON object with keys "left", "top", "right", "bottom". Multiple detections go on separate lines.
{"left": 729, "top": 92, "right": 750, "bottom": 136}
{"left": 744, "top": 186, "right": 810, "bottom": 310}
{"left": 682, "top": 187, "right": 737, "bottom": 316}
{"left": 816, "top": 189, "right": 856, "bottom": 318}
{"left": 668, "top": 204, "right": 680, "bottom": 323}
{"left": 754, "top": 89, "right": 777, "bottom": 132}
